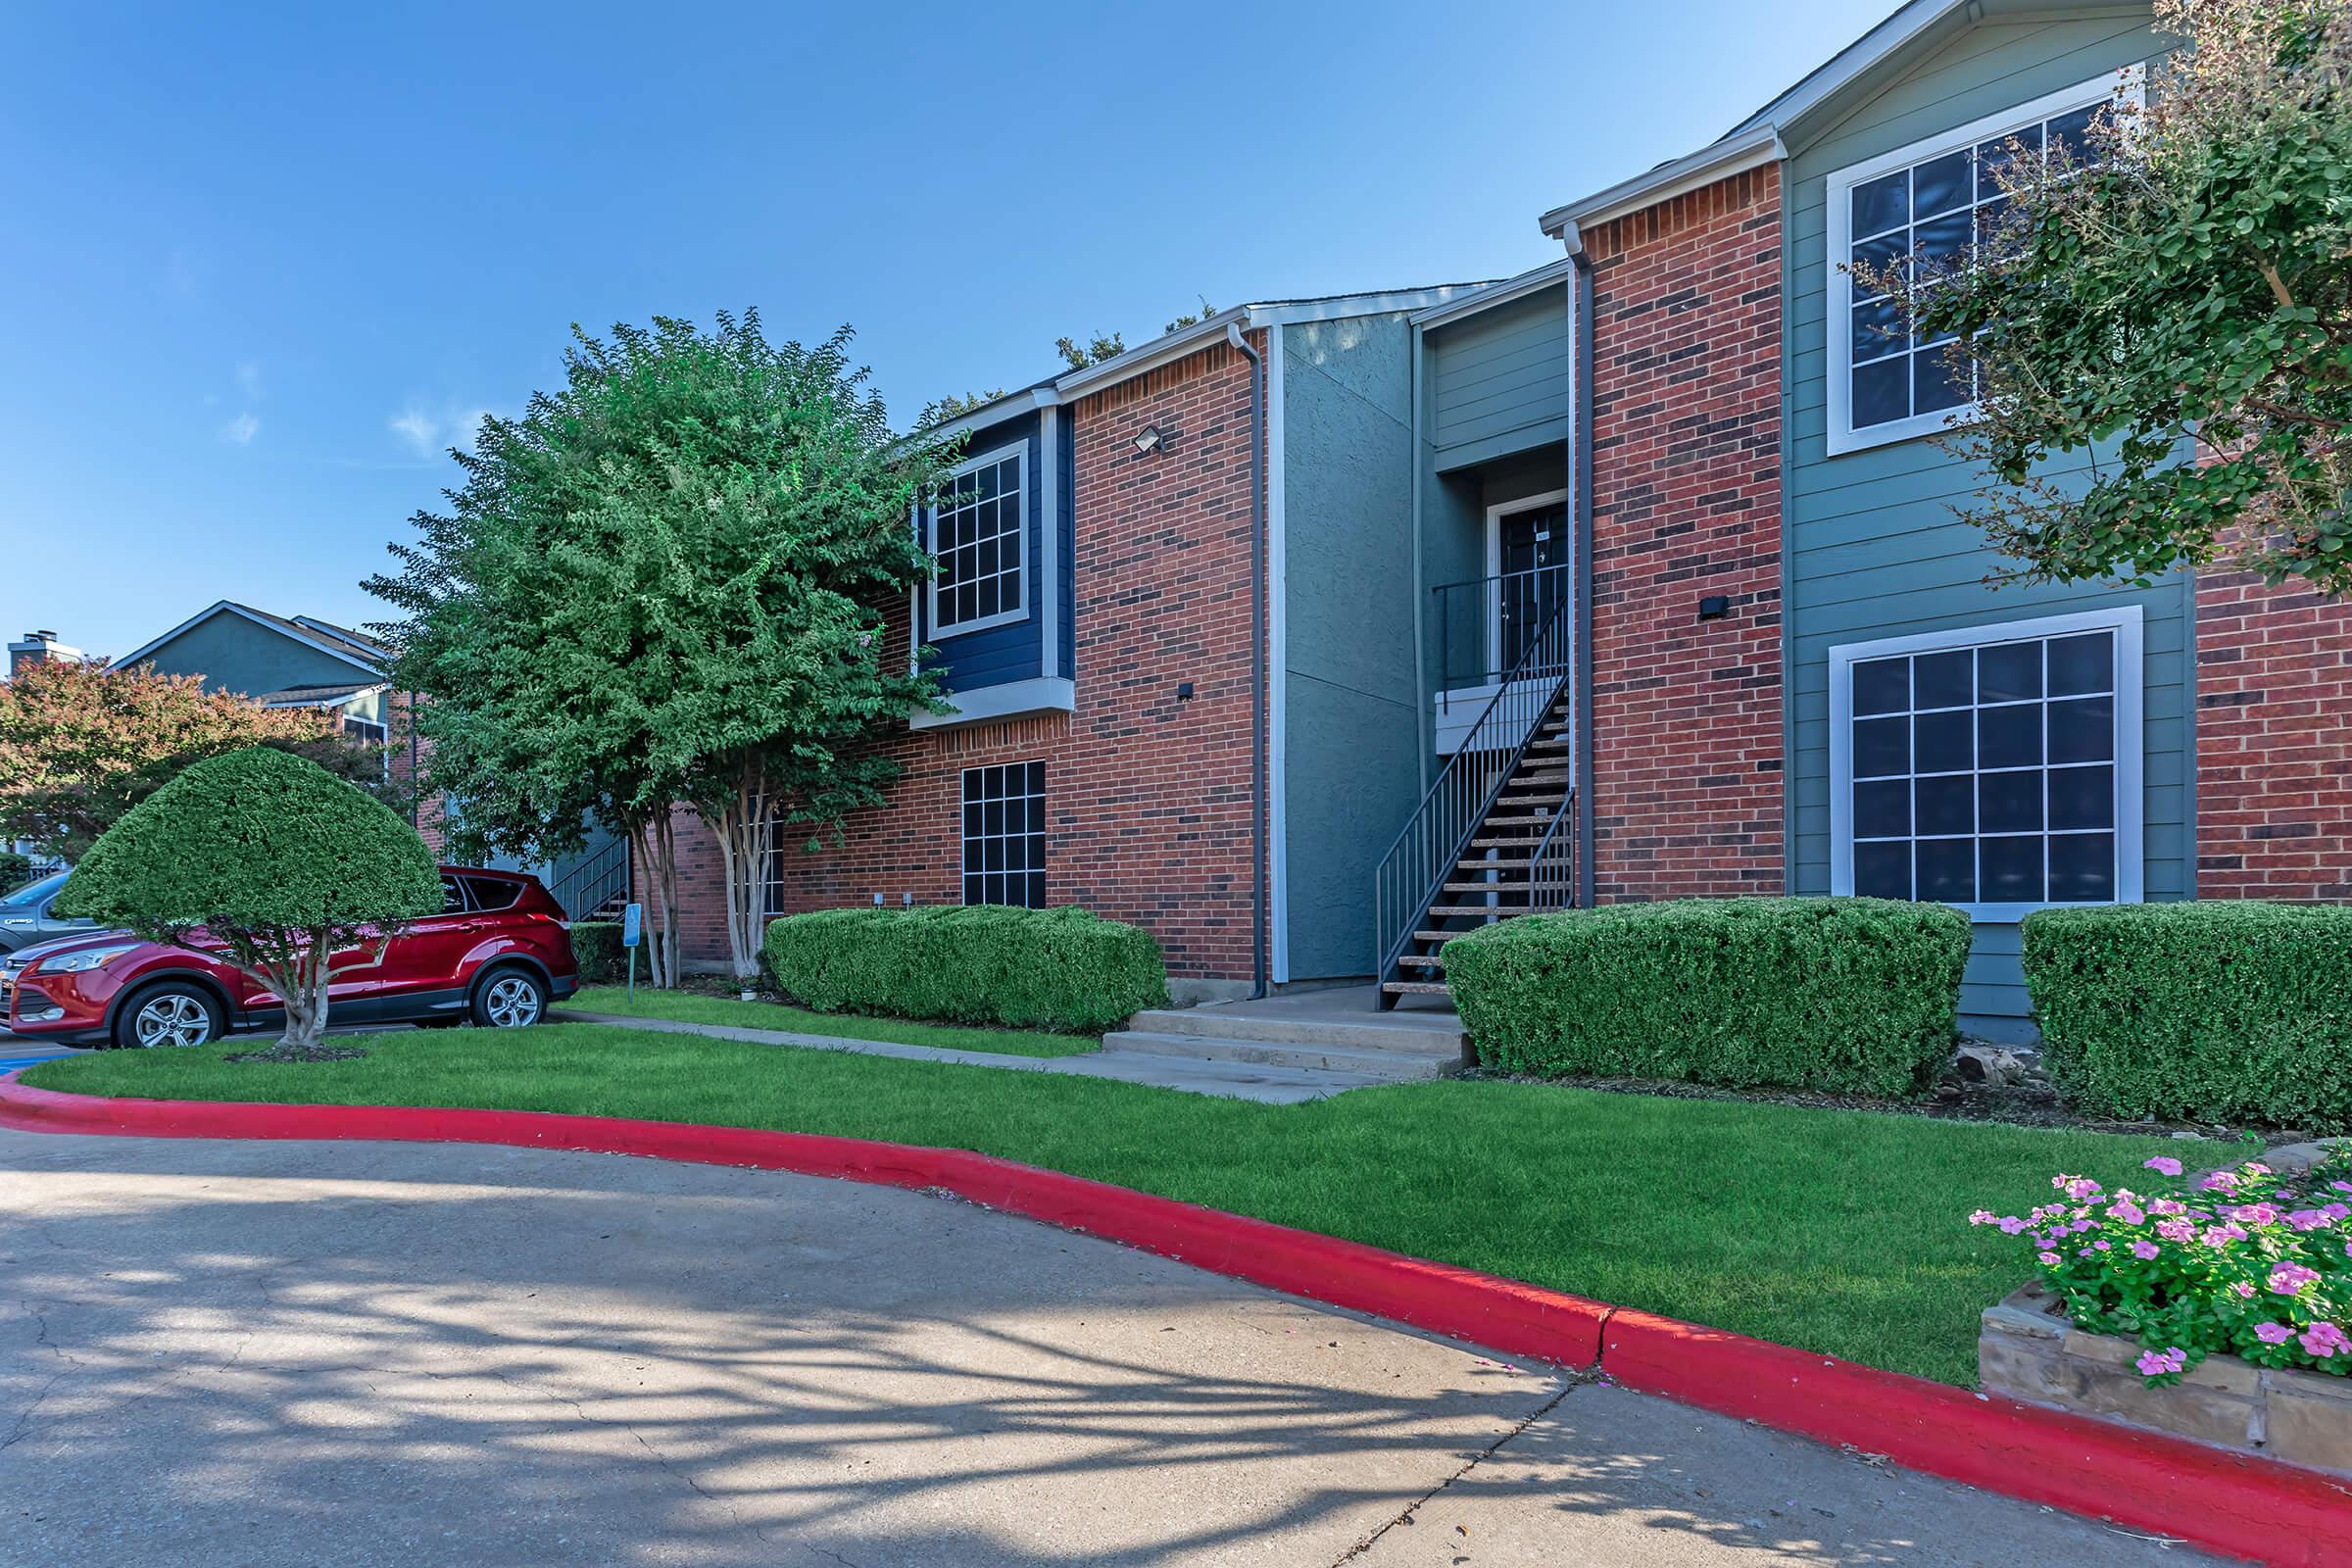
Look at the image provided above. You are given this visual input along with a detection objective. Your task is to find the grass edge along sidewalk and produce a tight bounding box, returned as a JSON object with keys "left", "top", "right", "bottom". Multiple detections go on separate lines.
{"left": 7, "top": 1069, "right": 2341, "bottom": 1568}
{"left": 23, "top": 1020, "right": 2196, "bottom": 1388}
{"left": 567, "top": 984, "right": 1100, "bottom": 1057}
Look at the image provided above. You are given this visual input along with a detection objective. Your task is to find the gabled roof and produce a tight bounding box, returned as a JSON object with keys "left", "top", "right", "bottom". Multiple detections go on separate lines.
{"left": 1536, "top": 0, "right": 2116, "bottom": 239}
{"left": 252, "top": 681, "right": 387, "bottom": 709}
{"left": 113, "top": 601, "right": 386, "bottom": 678}
{"left": 918, "top": 282, "right": 1497, "bottom": 443}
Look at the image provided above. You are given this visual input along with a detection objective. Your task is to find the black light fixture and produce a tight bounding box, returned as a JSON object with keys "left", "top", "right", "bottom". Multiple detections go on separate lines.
{"left": 1176, "top": 680, "right": 1196, "bottom": 701}
{"left": 1132, "top": 424, "right": 1165, "bottom": 457}
{"left": 1698, "top": 595, "right": 1731, "bottom": 620}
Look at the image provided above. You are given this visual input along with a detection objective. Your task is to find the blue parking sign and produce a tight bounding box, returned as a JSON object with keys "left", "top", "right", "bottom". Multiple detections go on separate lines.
{"left": 621, "top": 903, "right": 642, "bottom": 947}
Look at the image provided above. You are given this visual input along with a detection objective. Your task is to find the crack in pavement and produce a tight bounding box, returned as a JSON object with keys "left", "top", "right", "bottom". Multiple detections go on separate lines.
{"left": 1327, "top": 1373, "right": 1586, "bottom": 1567}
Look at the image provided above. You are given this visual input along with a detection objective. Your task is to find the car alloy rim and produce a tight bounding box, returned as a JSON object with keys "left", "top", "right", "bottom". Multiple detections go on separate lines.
{"left": 133, "top": 994, "right": 212, "bottom": 1049}
{"left": 484, "top": 975, "right": 539, "bottom": 1028}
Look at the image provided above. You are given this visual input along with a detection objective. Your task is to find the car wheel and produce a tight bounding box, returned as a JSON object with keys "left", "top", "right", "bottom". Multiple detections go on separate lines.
{"left": 113, "top": 982, "right": 225, "bottom": 1050}
{"left": 470, "top": 966, "right": 548, "bottom": 1030}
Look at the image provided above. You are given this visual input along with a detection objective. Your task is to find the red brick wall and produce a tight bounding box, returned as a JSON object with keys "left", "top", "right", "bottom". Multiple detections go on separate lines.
{"left": 1581, "top": 166, "right": 1786, "bottom": 901}
{"left": 2194, "top": 571, "right": 2352, "bottom": 898}
{"left": 651, "top": 335, "right": 1265, "bottom": 980}
{"left": 385, "top": 690, "right": 448, "bottom": 856}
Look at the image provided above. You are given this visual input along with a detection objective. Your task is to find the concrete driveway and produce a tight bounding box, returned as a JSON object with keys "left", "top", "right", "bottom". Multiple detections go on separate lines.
{"left": 0, "top": 1128, "right": 2210, "bottom": 1567}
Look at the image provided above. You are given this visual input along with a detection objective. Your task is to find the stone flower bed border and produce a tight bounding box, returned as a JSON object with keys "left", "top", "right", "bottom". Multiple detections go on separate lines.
{"left": 1981, "top": 1140, "right": 2352, "bottom": 1476}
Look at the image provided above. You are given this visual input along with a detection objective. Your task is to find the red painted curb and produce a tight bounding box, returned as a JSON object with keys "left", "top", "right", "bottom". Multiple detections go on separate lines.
{"left": 6, "top": 1073, "right": 2344, "bottom": 1565}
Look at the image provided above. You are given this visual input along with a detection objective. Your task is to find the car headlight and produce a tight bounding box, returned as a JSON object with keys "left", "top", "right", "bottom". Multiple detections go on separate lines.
{"left": 34, "top": 944, "right": 139, "bottom": 975}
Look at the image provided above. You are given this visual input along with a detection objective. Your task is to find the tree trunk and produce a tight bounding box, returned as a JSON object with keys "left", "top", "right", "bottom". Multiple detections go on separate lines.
{"left": 626, "top": 809, "right": 684, "bottom": 989}
{"left": 707, "top": 762, "right": 775, "bottom": 987}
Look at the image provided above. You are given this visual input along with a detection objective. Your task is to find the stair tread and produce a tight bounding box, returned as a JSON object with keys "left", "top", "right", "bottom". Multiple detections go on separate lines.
{"left": 1382, "top": 981, "right": 1453, "bottom": 996}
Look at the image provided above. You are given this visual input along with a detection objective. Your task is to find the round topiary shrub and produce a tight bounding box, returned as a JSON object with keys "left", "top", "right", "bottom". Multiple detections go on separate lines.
{"left": 56, "top": 746, "right": 442, "bottom": 1057}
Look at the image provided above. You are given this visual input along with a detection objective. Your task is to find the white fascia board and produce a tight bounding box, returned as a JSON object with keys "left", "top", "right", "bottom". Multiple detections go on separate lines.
{"left": 908, "top": 676, "right": 1075, "bottom": 731}
{"left": 1050, "top": 308, "right": 1256, "bottom": 399}
{"left": 1538, "top": 122, "right": 1787, "bottom": 239}
{"left": 919, "top": 385, "right": 1060, "bottom": 450}
{"left": 1050, "top": 288, "right": 1491, "bottom": 404}
{"left": 1409, "top": 258, "right": 1578, "bottom": 328}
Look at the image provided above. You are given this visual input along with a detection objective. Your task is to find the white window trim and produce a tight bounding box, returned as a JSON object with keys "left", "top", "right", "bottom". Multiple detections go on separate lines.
{"left": 1828, "top": 605, "right": 2143, "bottom": 923}
{"left": 1824, "top": 65, "right": 2145, "bottom": 457}
{"left": 926, "top": 438, "right": 1029, "bottom": 641}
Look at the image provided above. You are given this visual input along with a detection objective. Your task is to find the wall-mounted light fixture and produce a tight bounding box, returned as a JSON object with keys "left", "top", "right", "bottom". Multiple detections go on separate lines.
{"left": 1697, "top": 596, "right": 1731, "bottom": 621}
{"left": 1132, "top": 425, "right": 1166, "bottom": 457}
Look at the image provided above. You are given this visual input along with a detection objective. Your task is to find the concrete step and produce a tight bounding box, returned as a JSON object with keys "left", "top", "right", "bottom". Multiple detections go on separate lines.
{"left": 1121, "top": 1003, "right": 1465, "bottom": 1057}
{"left": 1102, "top": 1029, "right": 1457, "bottom": 1080}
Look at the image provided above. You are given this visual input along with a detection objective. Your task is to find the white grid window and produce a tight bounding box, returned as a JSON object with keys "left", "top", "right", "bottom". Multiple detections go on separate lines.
{"left": 1826, "top": 69, "right": 2140, "bottom": 454}
{"left": 1830, "top": 608, "right": 2143, "bottom": 921}
{"left": 929, "top": 443, "right": 1026, "bottom": 637}
{"left": 962, "top": 761, "right": 1046, "bottom": 908}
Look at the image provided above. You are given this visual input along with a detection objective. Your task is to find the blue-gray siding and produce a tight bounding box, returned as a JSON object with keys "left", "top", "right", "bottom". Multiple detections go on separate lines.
{"left": 1428, "top": 291, "right": 1572, "bottom": 472}
{"left": 1281, "top": 314, "right": 1423, "bottom": 979}
{"left": 1783, "top": 10, "right": 2176, "bottom": 1029}
{"left": 137, "top": 615, "right": 375, "bottom": 699}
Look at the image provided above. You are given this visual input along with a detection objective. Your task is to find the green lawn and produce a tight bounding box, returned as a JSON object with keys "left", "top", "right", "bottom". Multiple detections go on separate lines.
{"left": 22, "top": 1023, "right": 2197, "bottom": 1387}
{"left": 563, "top": 985, "right": 1099, "bottom": 1058}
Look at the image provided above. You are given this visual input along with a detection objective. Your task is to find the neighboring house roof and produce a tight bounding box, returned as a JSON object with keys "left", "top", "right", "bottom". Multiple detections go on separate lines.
{"left": 921, "top": 282, "right": 1499, "bottom": 445}
{"left": 1534, "top": 0, "right": 2118, "bottom": 238}
{"left": 252, "top": 681, "right": 387, "bottom": 709}
{"left": 112, "top": 600, "right": 387, "bottom": 678}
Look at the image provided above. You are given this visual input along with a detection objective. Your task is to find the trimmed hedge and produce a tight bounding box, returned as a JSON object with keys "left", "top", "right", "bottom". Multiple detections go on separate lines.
{"left": 570, "top": 921, "right": 624, "bottom": 985}
{"left": 763, "top": 905, "right": 1170, "bottom": 1034}
{"left": 1443, "top": 897, "right": 1972, "bottom": 1097}
{"left": 2022, "top": 902, "right": 2352, "bottom": 1128}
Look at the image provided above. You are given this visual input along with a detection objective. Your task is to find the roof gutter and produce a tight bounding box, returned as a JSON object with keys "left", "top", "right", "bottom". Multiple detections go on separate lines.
{"left": 1224, "top": 320, "right": 1271, "bottom": 1000}
{"left": 1538, "top": 122, "right": 1786, "bottom": 239}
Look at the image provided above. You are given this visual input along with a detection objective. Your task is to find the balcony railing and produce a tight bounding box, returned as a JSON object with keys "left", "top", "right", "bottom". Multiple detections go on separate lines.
{"left": 1430, "top": 564, "right": 1572, "bottom": 695}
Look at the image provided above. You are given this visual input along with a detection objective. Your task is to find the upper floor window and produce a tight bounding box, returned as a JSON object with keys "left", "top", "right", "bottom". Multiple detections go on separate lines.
{"left": 929, "top": 441, "right": 1027, "bottom": 637}
{"left": 1825, "top": 69, "right": 2140, "bottom": 456}
{"left": 1829, "top": 606, "right": 2143, "bottom": 922}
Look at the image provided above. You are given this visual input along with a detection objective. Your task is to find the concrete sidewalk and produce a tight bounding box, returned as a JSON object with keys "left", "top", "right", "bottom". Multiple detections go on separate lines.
{"left": 0, "top": 1128, "right": 2209, "bottom": 1567}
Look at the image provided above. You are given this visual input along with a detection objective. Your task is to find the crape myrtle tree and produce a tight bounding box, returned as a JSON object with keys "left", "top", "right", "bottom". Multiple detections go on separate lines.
{"left": 54, "top": 747, "right": 441, "bottom": 1059}
{"left": 1859, "top": 0, "right": 2352, "bottom": 593}
{"left": 368, "top": 312, "right": 950, "bottom": 987}
{"left": 0, "top": 658, "right": 398, "bottom": 864}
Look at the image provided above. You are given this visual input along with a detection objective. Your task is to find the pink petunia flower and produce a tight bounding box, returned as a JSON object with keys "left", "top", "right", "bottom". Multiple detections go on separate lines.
{"left": 2299, "top": 1322, "right": 2349, "bottom": 1359}
{"left": 2270, "top": 1262, "right": 2322, "bottom": 1297}
{"left": 2144, "top": 1156, "right": 2183, "bottom": 1177}
{"left": 2199, "top": 1171, "right": 2239, "bottom": 1193}
{"left": 2036, "top": 1250, "right": 2062, "bottom": 1267}
{"left": 1969, "top": 1209, "right": 1997, "bottom": 1226}
{"left": 2108, "top": 1199, "right": 2146, "bottom": 1226}
{"left": 2157, "top": 1219, "right": 2196, "bottom": 1243}
{"left": 2230, "top": 1202, "right": 2282, "bottom": 1227}
{"left": 2132, "top": 1241, "right": 2162, "bottom": 1260}
{"left": 2288, "top": 1209, "right": 2332, "bottom": 1232}
{"left": 2231, "top": 1281, "right": 2256, "bottom": 1298}
{"left": 2135, "top": 1347, "right": 2187, "bottom": 1376}
{"left": 2255, "top": 1323, "right": 2295, "bottom": 1346}
{"left": 2244, "top": 1163, "right": 2272, "bottom": 1177}
{"left": 1998, "top": 1215, "right": 2028, "bottom": 1235}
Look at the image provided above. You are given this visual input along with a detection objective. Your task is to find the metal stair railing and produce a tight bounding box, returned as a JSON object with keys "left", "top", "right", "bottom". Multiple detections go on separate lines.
{"left": 1372, "top": 587, "right": 1577, "bottom": 1001}
{"left": 546, "top": 837, "right": 630, "bottom": 922}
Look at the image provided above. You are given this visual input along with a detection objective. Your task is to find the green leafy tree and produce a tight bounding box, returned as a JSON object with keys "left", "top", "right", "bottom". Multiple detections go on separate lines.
{"left": 54, "top": 748, "right": 441, "bottom": 1058}
{"left": 1867, "top": 0, "right": 2352, "bottom": 592}
{"left": 0, "top": 657, "right": 396, "bottom": 864}
{"left": 1054, "top": 329, "right": 1126, "bottom": 370}
{"left": 368, "top": 312, "right": 952, "bottom": 986}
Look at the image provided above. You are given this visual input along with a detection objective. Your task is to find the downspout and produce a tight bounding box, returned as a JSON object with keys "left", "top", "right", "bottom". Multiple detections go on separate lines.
{"left": 1226, "top": 320, "right": 1270, "bottom": 999}
{"left": 1563, "top": 224, "right": 1598, "bottom": 908}
{"left": 407, "top": 689, "right": 420, "bottom": 829}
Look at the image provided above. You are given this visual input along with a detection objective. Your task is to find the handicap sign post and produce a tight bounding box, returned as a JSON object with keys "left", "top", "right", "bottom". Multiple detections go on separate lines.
{"left": 621, "top": 902, "right": 643, "bottom": 1001}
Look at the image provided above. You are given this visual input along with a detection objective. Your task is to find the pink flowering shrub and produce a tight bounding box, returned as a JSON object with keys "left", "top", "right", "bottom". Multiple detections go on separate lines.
{"left": 1972, "top": 1148, "right": 2352, "bottom": 1386}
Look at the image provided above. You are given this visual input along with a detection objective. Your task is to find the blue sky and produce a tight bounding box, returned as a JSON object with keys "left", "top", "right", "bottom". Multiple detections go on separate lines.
{"left": 1, "top": 0, "right": 1889, "bottom": 661}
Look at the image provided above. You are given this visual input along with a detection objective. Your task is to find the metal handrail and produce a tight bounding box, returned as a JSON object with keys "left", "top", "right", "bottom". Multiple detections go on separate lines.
{"left": 1372, "top": 586, "right": 1577, "bottom": 998}
{"left": 1430, "top": 564, "right": 1573, "bottom": 693}
{"left": 546, "top": 837, "right": 629, "bottom": 922}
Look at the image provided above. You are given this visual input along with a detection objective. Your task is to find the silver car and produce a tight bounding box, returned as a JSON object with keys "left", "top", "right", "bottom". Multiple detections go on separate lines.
{"left": 0, "top": 870, "right": 97, "bottom": 956}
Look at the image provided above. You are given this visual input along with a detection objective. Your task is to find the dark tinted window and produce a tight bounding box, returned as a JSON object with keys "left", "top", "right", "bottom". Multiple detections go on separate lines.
{"left": 463, "top": 877, "right": 523, "bottom": 911}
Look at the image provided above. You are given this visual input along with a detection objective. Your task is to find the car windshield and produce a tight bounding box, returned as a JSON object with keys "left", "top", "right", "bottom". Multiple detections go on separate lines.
{"left": 1, "top": 869, "right": 68, "bottom": 907}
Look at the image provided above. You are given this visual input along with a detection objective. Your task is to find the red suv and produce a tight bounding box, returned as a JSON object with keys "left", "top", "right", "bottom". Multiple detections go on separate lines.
{"left": 1, "top": 867, "right": 578, "bottom": 1049}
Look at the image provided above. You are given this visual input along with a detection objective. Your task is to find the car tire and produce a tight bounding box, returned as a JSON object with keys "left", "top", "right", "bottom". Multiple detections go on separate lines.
{"left": 112, "top": 981, "right": 225, "bottom": 1051}
{"left": 469, "top": 965, "right": 548, "bottom": 1030}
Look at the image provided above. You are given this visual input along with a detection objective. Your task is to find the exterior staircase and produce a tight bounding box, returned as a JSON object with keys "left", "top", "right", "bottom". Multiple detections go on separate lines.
{"left": 1104, "top": 995, "right": 1467, "bottom": 1084}
{"left": 1372, "top": 578, "right": 1580, "bottom": 1009}
{"left": 1381, "top": 700, "right": 1576, "bottom": 1003}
